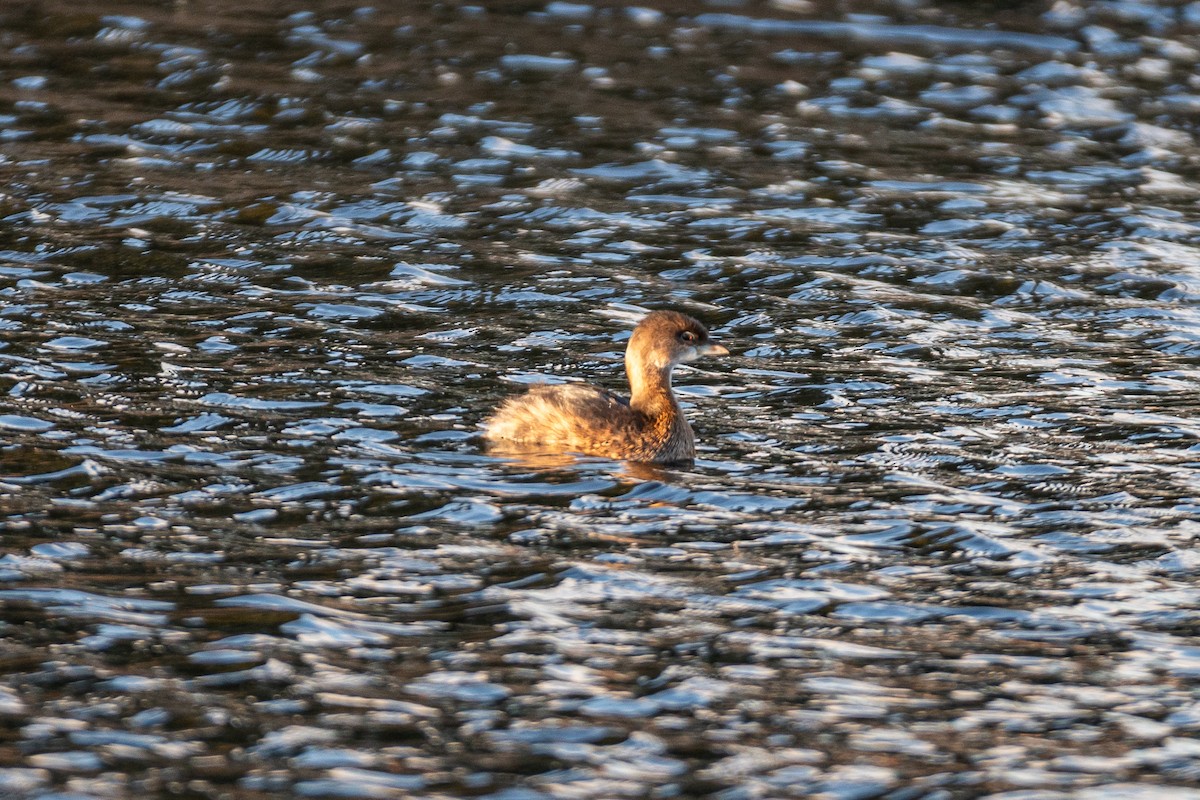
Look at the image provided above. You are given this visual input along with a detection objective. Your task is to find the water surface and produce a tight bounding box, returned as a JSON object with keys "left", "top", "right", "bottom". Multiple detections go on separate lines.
{"left": 3, "top": 1, "right": 1200, "bottom": 798}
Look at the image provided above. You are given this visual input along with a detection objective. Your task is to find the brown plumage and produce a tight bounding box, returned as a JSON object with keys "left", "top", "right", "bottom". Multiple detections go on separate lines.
{"left": 483, "top": 311, "right": 728, "bottom": 464}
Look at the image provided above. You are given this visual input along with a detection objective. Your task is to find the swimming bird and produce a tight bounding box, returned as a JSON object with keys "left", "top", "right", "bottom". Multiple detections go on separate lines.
{"left": 484, "top": 310, "right": 727, "bottom": 463}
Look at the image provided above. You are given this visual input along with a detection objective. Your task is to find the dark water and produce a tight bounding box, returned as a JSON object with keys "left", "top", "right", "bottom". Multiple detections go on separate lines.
{"left": 3, "top": 1, "right": 1200, "bottom": 798}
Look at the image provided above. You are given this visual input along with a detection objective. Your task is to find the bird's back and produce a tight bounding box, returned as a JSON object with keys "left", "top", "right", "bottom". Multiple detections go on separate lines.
{"left": 483, "top": 383, "right": 693, "bottom": 462}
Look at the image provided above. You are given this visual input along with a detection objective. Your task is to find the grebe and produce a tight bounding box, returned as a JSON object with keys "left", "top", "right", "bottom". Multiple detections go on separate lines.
{"left": 484, "top": 310, "right": 727, "bottom": 463}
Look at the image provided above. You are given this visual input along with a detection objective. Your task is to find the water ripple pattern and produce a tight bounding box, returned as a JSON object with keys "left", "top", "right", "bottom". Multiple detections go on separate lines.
{"left": 2, "top": 1, "right": 1200, "bottom": 798}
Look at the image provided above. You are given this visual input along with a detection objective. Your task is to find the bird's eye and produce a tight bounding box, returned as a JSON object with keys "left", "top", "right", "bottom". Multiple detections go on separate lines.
{"left": 678, "top": 330, "right": 698, "bottom": 344}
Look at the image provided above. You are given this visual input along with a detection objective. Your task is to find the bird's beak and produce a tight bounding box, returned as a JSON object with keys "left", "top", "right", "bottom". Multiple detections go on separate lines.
{"left": 698, "top": 342, "right": 729, "bottom": 356}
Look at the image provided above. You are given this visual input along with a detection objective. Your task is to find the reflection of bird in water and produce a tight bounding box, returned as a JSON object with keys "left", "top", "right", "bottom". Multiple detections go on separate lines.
{"left": 484, "top": 310, "right": 728, "bottom": 464}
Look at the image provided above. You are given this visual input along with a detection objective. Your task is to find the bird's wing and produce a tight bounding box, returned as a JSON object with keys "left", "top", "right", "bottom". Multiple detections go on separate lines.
{"left": 484, "top": 383, "right": 635, "bottom": 446}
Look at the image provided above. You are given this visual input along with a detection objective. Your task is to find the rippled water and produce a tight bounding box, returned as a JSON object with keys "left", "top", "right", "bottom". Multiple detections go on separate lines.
{"left": 4, "top": 1, "right": 1200, "bottom": 798}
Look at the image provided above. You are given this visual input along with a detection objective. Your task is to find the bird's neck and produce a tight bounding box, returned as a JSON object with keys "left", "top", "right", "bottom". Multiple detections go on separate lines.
{"left": 628, "top": 360, "right": 678, "bottom": 417}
